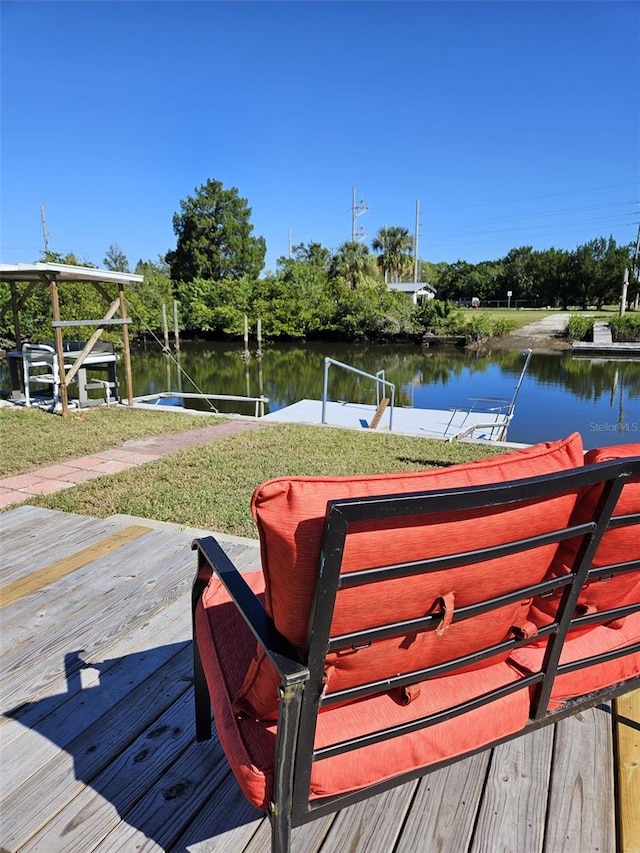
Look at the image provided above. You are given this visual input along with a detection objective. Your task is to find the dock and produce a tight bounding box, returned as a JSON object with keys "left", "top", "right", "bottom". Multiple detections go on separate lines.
{"left": 572, "top": 321, "right": 640, "bottom": 357}
{"left": 262, "top": 399, "right": 514, "bottom": 442}
{"left": 1, "top": 505, "right": 638, "bottom": 852}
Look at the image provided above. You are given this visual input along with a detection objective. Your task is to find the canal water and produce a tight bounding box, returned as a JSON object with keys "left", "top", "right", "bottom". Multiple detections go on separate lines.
{"left": 2, "top": 340, "right": 638, "bottom": 450}
{"left": 125, "top": 340, "right": 639, "bottom": 450}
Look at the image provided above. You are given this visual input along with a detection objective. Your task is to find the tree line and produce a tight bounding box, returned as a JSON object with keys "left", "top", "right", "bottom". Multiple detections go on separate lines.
{"left": 1, "top": 177, "right": 636, "bottom": 346}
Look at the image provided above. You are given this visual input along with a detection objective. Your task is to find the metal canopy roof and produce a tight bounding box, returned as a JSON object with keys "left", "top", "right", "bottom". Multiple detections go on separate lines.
{"left": 1, "top": 262, "right": 142, "bottom": 414}
{"left": 0, "top": 262, "right": 143, "bottom": 287}
{"left": 388, "top": 281, "right": 436, "bottom": 294}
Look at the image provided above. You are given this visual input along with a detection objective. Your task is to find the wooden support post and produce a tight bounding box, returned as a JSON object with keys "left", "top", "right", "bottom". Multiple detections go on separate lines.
{"left": 258, "top": 357, "right": 265, "bottom": 417}
{"left": 119, "top": 284, "right": 134, "bottom": 405}
{"left": 49, "top": 277, "right": 69, "bottom": 416}
{"left": 165, "top": 350, "right": 171, "bottom": 392}
{"left": 256, "top": 318, "right": 262, "bottom": 358}
{"left": 162, "top": 303, "right": 170, "bottom": 354}
{"left": 243, "top": 314, "right": 250, "bottom": 362}
{"left": 0, "top": 281, "right": 35, "bottom": 326}
{"left": 173, "top": 299, "right": 180, "bottom": 352}
{"left": 10, "top": 284, "right": 21, "bottom": 348}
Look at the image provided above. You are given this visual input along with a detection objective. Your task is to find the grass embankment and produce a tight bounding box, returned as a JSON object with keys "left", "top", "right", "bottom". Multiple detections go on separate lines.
{"left": 0, "top": 406, "right": 220, "bottom": 477}
{"left": 1, "top": 407, "right": 507, "bottom": 538}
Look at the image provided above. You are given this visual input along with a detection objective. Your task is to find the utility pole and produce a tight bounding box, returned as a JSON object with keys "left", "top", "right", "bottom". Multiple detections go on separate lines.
{"left": 620, "top": 268, "right": 629, "bottom": 316}
{"left": 40, "top": 202, "right": 50, "bottom": 255}
{"left": 413, "top": 199, "right": 420, "bottom": 284}
{"left": 632, "top": 222, "right": 640, "bottom": 310}
{"left": 351, "top": 187, "right": 369, "bottom": 242}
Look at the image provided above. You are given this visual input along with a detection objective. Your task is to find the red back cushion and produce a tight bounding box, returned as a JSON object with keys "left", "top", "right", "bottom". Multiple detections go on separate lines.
{"left": 234, "top": 433, "right": 584, "bottom": 719}
{"left": 530, "top": 443, "right": 640, "bottom": 630}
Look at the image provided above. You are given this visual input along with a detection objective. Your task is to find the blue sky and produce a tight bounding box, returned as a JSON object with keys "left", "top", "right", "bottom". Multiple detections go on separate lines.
{"left": 1, "top": 1, "right": 638, "bottom": 274}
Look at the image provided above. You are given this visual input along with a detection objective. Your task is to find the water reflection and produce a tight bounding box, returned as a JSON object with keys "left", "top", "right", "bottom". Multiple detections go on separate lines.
{"left": 2, "top": 340, "right": 638, "bottom": 450}
{"left": 124, "top": 341, "right": 639, "bottom": 450}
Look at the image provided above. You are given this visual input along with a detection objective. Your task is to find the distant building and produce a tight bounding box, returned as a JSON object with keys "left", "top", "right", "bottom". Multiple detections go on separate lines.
{"left": 387, "top": 281, "right": 436, "bottom": 304}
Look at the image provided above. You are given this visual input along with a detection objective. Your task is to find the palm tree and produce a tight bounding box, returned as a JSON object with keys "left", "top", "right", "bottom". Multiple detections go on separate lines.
{"left": 372, "top": 226, "right": 414, "bottom": 283}
{"left": 329, "top": 241, "right": 375, "bottom": 289}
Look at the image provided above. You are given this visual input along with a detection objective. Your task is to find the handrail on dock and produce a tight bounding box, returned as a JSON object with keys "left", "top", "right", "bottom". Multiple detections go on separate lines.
{"left": 322, "top": 357, "right": 396, "bottom": 431}
{"left": 448, "top": 415, "right": 513, "bottom": 443}
{"left": 133, "top": 391, "right": 269, "bottom": 418}
{"left": 508, "top": 348, "right": 533, "bottom": 416}
{"left": 445, "top": 348, "right": 532, "bottom": 442}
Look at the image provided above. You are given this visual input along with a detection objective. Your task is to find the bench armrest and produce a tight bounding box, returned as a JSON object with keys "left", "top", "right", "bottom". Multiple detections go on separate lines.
{"left": 192, "top": 536, "right": 309, "bottom": 687}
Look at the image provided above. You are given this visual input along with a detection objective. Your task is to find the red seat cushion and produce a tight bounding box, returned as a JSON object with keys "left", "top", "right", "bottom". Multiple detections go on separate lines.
{"left": 235, "top": 433, "right": 584, "bottom": 720}
{"left": 196, "top": 571, "right": 531, "bottom": 810}
{"left": 529, "top": 443, "right": 640, "bottom": 632}
{"left": 509, "top": 610, "right": 640, "bottom": 710}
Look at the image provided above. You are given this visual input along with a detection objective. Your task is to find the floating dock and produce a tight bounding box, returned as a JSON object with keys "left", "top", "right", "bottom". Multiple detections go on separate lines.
{"left": 572, "top": 342, "right": 640, "bottom": 357}
{"left": 572, "top": 320, "right": 640, "bottom": 357}
{"left": 262, "top": 399, "right": 514, "bottom": 442}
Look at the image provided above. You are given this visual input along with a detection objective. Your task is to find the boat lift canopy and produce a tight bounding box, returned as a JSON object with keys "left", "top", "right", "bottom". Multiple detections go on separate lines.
{"left": 0, "top": 262, "right": 143, "bottom": 415}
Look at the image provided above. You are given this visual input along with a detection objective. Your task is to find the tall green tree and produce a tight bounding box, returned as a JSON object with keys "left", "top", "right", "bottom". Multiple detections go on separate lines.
{"left": 329, "top": 241, "right": 377, "bottom": 289}
{"left": 372, "top": 226, "right": 414, "bottom": 283}
{"left": 572, "top": 237, "right": 630, "bottom": 309}
{"left": 131, "top": 257, "right": 174, "bottom": 334}
{"left": 272, "top": 242, "right": 334, "bottom": 335}
{"left": 288, "top": 241, "right": 330, "bottom": 268}
{"left": 501, "top": 246, "right": 537, "bottom": 304}
{"left": 166, "top": 179, "right": 266, "bottom": 283}
{"left": 103, "top": 243, "right": 130, "bottom": 272}
{"left": 529, "top": 248, "right": 571, "bottom": 308}
{"left": 175, "top": 276, "right": 251, "bottom": 334}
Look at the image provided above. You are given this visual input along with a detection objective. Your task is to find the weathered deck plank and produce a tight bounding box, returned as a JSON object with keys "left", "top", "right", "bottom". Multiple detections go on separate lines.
{"left": 317, "top": 782, "right": 420, "bottom": 852}
{"left": 395, "top": 754, "right": 491, "bottom": 852}
{"left": 616, "top": 691, "right": 640, "bottom": 853}
{"left": 1, "top": 531, "right": 192, "bottom": 710}
{"left": 2, "top": 644, "right": 192, "bottom": 832}
{"left": 471, "top": 725, "right": 555, "bottom": 853}
{"left": 0, "top": 506, "right": 632, "bottom": 853}
{"left": 1, "top": 523, "right": 152, "bottom": 607}
{"left": 17, "top": 692, "right": 197, "bottom": 852}
{"left": 0, "top": 506, "right": 135, "bottom": 583}
{"left": 545, "top": 707, "right": 616, "bottom": 852}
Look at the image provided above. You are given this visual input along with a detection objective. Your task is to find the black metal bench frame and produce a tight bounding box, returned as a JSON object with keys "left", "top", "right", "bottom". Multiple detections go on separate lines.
{"left": 192, "top": 456, "right": 640, "bottom": 852}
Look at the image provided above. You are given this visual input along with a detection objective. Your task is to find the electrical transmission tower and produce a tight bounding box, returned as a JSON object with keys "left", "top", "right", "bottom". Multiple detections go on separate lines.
{"left": 351, "top": 187, "right": 369, "bottom": 242}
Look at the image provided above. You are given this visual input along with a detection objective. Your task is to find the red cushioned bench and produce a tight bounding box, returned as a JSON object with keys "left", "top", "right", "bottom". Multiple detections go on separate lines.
{"left": 191, "top": 433, "right": 640, "bottom": 852}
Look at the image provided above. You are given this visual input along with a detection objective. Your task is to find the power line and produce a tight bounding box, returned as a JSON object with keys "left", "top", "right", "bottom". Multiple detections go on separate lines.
{"left": 425, "top": 182, "right": 639, "bottom": 212}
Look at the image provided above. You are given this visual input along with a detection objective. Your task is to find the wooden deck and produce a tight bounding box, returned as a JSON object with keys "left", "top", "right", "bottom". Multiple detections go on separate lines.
{"left": 1, "top": 505, "right": 638, "bottom": 853}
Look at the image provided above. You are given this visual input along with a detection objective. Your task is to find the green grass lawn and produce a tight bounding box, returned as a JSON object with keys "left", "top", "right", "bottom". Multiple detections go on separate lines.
{"left": 7, "top": 412, "right": 507, "bottom": 538}
{"left": 470, "top": 308, "right": 558, "bottom": 328}
{"left": 0, "top": 405, "right": 221, "bottom": 477}
{"left": 474, "top": 308, "right": 614, "bottom": 330}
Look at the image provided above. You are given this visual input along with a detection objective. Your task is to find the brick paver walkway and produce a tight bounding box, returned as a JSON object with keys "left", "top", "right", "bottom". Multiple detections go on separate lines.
{"left": 0, "top": 419, "right": 268, "bottom": 509}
